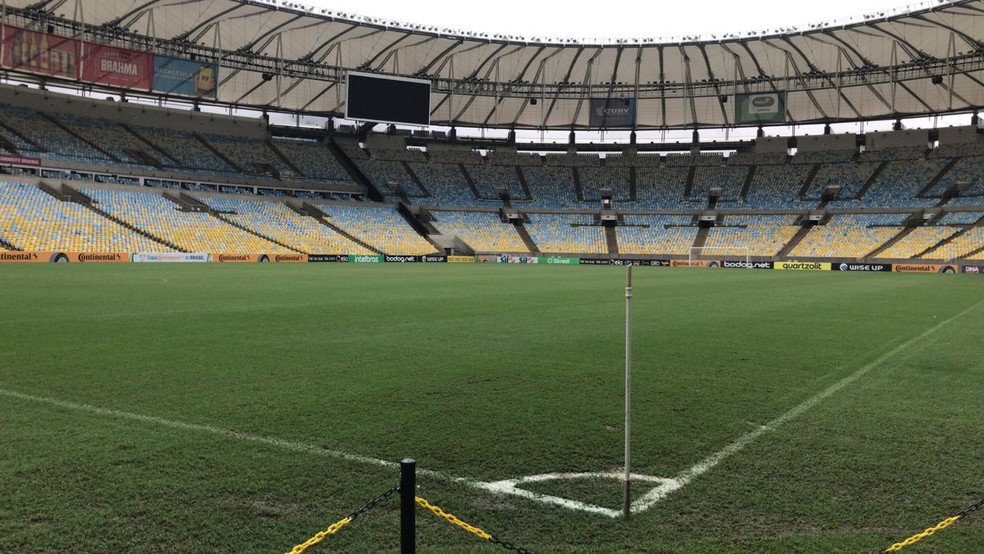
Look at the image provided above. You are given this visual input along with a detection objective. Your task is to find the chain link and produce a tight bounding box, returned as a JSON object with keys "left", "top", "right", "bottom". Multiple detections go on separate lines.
{"left": 880, "top": 495, "right": 984, "bottom": 553}
{"left": 489, "top": 535, "right": 538, "bottom": 554}
{"left": 882, "top": 516, "right": 961, "bottom": 553}
{"left": 285, "top": 485, "right": 399, "bottom": 554}
{"left": 416, "top": 496, "right": 534, "bottom": 554}
{"left": 957, "top": 496, "right": 984, "bottom": 519}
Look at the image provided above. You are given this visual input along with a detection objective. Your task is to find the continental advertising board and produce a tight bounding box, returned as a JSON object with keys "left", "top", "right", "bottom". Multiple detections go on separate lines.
{"left": 893, "top": 264, "right": 957, "bottom": 274}
{"left": 212, "top": 253, "right": 308, "bottom": 263}
{"left": 0, "top": 251, "right": 128, "bottom": 263}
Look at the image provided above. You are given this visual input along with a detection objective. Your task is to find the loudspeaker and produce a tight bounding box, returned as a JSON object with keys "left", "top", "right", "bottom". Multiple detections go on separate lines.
{"left": 931, "top": 75, "right": 943, "bottom": 85}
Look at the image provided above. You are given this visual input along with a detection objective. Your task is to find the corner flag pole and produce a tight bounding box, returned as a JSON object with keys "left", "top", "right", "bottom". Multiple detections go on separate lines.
{"left": 623, "top": 264, "right": 633, "bottom": 519}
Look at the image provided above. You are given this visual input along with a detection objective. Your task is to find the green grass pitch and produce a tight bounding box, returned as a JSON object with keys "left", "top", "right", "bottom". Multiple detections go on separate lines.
{"left": 0, "top": 264, "right": 982, "bottom": 553}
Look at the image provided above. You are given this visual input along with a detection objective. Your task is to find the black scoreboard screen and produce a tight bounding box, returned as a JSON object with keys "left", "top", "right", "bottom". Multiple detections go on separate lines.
{"left": 346, "top": 71, "right": 431, "bottom": 126}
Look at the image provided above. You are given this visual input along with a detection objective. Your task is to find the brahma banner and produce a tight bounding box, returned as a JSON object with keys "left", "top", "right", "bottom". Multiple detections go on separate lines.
{"left": 82, "top": 43, "right": 152, "bottom": 90}
{"left": 2, "top": 24, "right": 80, "bottom": 79}
{"left": 0, "top": 154, "right": 41, "bottom": 167}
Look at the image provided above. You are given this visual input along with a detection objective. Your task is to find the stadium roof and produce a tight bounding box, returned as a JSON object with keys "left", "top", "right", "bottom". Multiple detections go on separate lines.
{"left": 5, "top": 0, "right": 984, "bottom": 129}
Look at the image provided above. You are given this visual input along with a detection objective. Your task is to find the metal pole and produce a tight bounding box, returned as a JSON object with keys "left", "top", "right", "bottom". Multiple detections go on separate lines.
{"left": 400, "top": 458, "right": 416, "bottom": 554}
{"left": 623, "top": 264, "right": 633, "bottom": 519}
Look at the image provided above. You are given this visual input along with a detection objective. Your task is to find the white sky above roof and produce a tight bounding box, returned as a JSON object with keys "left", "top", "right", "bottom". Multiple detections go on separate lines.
{"left": 306, "top": 0, "right": 929, "bottom": 40}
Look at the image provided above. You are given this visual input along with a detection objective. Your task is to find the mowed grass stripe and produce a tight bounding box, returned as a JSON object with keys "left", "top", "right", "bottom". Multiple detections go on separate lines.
{"left": 1, "top": 265, "right": 983, "bottom": 552}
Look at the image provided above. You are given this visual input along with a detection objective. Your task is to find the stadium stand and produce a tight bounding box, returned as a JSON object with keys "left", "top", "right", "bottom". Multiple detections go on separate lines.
{"left": 522, "top": 167, "right": 580, "bottom": 209}
{"left": 524, "top": 213, "right": 607, "bottom": 254}
{"left": 789, "top": 214, "right": 910, "bottom": 259}
{"left": 190, "top": 196, "right": 372, "bottom": 254}
{"left": 0, "top": 182, "right": 165, "bottom": 252}
{"left": 874, "top": 226, "right": 960, "bottom": 260}
{"left": 703, "top": 215, "right": 800, "bottom": 257}
{"left": 430, "top": 211, "right": 527, "bottom": 253}
{"left": 0, "top": 86, "right": 981, "bottom": 263}
{"left": 617, "top": 215, "right": 699, "bottom": 256}
{"left": 0, "top": 104, "right": 114, "bottom": 164}
{"left": 271, "top": 138, "right": 354, "bottom": 184}
{"left": 82, "top": 187, "right": 288, "bottom": 253}
{"left": 923, "top": 227, "right": 984, "bottom": 261}
{"left": 465, "top": 164, "right": 526, "bottom": 201}
{"left": 631, "top": 168, "right": 689, "bottom": 210}
{"left": 408, "top": 163, "right": 478, "bottom": 207}
{"left": 319, "top": 204, "right": 438, "bottom": 255}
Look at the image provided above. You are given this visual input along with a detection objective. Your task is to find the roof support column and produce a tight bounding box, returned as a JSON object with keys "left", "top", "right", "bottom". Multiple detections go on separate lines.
{"left": 890, "top": 41, "right": 898, "bottom": 115}
{"left": 947, "top": 31, "right": 955, "bottom": 111}
{"left": 633, "top": 47, "right": 641, "bottom": 131}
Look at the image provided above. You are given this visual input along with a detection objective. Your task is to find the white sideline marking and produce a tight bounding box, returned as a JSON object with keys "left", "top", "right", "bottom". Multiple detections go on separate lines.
{"left": 632, "top": 298, "right": 984, "bottom": 514}
{"left": 1, "top": 299, "right": 979, "bottom": 518}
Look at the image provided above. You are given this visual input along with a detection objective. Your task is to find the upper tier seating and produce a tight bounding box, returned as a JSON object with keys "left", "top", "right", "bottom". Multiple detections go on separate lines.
{"left": 522, "top": 167, "right": 580, "bottom": 209}
{"left": 408, "top": 163, "right": 479, "bottom": 207}
{"left": 466, "top": 164, "right": 526, "bottom": 201}
{"left": 272, "top": 139, "right": 354, "bottom": 184}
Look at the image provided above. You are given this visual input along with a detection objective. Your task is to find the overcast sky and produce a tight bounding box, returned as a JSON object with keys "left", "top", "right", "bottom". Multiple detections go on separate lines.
{"left": 305, "top": 0, "right": 929, "bottom": 40}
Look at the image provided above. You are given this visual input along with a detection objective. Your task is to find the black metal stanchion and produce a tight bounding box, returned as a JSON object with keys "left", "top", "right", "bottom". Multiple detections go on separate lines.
{"left": 401, "top": 458, "right": 416, "bottom": 554}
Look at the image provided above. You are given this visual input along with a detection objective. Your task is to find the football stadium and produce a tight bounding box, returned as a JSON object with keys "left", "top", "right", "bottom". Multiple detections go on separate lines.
{"left": 0, "top": 0, "right": 982, "bottom": 552}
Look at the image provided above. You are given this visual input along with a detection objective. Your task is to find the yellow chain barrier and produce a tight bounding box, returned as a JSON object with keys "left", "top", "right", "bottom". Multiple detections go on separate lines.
{"left": 415, "top": 496, "right": 493, "bottom": 541}
{"left": 882, "top": 514, "right": 962, "bottom": 552}
{"left": 285, "top": 516, "right": 353, "bottom": 554}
